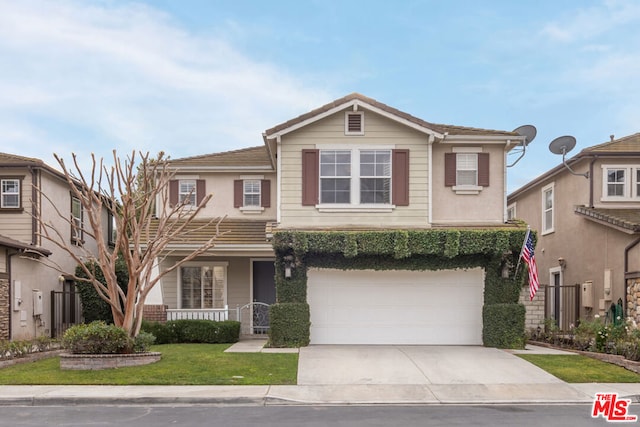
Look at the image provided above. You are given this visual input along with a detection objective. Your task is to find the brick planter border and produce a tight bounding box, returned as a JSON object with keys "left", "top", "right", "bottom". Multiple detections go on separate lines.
{"left": 60, "top": 352, "right": 161, "bottom": 370}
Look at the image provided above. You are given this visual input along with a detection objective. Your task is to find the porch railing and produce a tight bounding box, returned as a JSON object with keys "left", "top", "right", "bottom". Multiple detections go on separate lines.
{"left": 166, "top": 306, "right": 229, "bottom": 321}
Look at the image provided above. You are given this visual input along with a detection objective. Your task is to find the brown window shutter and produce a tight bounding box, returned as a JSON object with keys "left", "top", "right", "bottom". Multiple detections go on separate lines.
{"left": 392, "top": 149, "right": 410, "bottom": 206}
{"left": 302, "top": 149, "right": 319, "bottom": 206}
{"left": 261, "top": 180, "right": 271, "bottom": 208}
{"left": 444, "top": 153, "right": 457, "bottom": 186}
{"left": 234, "top": 180, "right": 243, "bottom": 208}
{"left": 478, "top": 153, "right": 490, "bottom": 186}
{"left": 169, "top": 180, "right": 179, "bottom": 206}
{"left": 196, "top": 179, "right": 206, "bottom": 205}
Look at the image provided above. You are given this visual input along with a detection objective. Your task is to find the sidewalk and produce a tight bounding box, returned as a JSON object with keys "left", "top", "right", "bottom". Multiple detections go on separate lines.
{"left": 1, "top": 342, "right": 639, "bottom": 406}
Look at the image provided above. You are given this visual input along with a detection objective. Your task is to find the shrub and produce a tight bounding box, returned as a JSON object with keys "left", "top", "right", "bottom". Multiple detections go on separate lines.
{"left": 62, "top": 321, "right": 133, "bottom": 354}
{"left": 482, "top": 303, "right": 525, "bottom": 349}
{"left": 269, "top": 303, "right": 310, "bottom": 347}
{"left": 133, "top": 331, "right": 156, "bottom": 353}
{"left": 74, "top": 256, "right": 129, "bottom": 323}
{"left": 140, "top": 320, "right": 240, "bottom": 344}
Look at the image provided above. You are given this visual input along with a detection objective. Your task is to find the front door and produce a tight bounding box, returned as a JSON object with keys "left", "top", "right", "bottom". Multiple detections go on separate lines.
{"left": 251, "top": 260, "right": 276, "bottom": 334}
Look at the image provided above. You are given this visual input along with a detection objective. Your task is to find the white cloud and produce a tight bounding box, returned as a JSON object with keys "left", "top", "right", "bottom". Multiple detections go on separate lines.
{"left": 0, "top": 0, "right": 331, "bottom": 162}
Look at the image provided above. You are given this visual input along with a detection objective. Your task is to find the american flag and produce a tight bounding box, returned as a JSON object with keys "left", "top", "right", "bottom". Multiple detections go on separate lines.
{"left": 521, "top": 229, "right": 539, "bottom": 301}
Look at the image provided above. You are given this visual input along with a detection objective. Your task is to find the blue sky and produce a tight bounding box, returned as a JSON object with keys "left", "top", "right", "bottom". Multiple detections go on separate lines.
{"left": 1, "top": 0, "right": 639, "bottom": 191}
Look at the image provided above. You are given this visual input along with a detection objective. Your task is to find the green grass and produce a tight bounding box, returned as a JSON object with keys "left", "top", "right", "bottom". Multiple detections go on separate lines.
{"left": 0, "top": 344, "right": 298, "bottom": 385}
{"left": 518, "top": 354, "right": 640, "bottom": 383}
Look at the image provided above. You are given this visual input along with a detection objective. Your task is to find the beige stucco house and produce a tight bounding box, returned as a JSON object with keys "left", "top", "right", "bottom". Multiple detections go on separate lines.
{"left": 0, "top": 153, "right": 109, "bottom": 340}
{"left": 148, "top": 93, "right": 530, "bottom": 345}
{"left": 507, "top": 133, "right": 640, "bottom": 332}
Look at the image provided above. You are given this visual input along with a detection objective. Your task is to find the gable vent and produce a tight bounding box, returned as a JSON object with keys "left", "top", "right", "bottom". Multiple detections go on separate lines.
{"left": 345, "top": 112, "right": 364, "bottom": 135}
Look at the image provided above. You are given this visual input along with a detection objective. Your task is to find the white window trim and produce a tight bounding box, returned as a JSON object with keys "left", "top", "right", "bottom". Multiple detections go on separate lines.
{"left": 344, "top": 111, "right": 364, "bottom": 135}
{"left": 507, "top": 203, "right": 517, "bottom": 221}
{"left": 541, "top": 182, "right": 555, "bottom": 235}
{"left": 71, "top": 196, "right": 83, "bottom": 244}
{"left": 178, "top": 179, "right": 197, "bottom": 206}
{"left": 177, "top": 262, "right": 229, "bottom": 310}
{"left": 316, "top": 146, "right": 394, "bottom": 210}
{"left": 601, "top": 165, "right": 640, "bottom": 201}
{"left": 0, "top": 178, "right": 20, "bottom": 208}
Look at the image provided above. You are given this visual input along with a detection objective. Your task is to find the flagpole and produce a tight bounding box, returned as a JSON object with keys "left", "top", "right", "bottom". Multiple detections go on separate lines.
{"left": 514, "top": 226, "right": 531, "bottom": 275}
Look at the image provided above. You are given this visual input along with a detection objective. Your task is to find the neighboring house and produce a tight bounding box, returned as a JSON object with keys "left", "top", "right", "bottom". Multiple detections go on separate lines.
{"left": 149, "top": 93, "right": 530, "bottom": 347}
{"left": 0, "top": 153, "right": 107, "bottom": 340}
{"left": 507, "top": 133, "right": 640, "bottom": 332}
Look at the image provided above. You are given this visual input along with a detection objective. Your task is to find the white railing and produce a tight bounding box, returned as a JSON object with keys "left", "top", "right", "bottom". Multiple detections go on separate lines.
{"left": 166, "top": 306, "right": 229, "bottom": 321}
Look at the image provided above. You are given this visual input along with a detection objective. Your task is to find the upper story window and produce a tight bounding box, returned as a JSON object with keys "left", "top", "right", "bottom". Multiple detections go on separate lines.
{"left": 234, "top": 178, "right": 270, "bottom": 213}
{"left": 507, "top": 203, "right": 516, "bottom": 221}
{"left": 107, "top": 212, "right": 117, "bottom": 247}
{"left": 601, "top": 166, "right": 640, "bottom": 200}
{"left": 319, "top": 149, "right": 392, "bottom": 205}
{"left": 360, "top": 150, "right": 391, "bottom": 204}
{"left": 302, "top": 148, "right": 409, "bottom": 209}
{"left": 345, "top": 112, "right": 364, "bottom": 135}
{"left": 71, "top": 196, "right": 83, "bottom": 244}
{"left": 1, "top": 178, "right": 20, "bottom": 209}
{"left": 179, "top": 179, "right": 197, "bottom": 205}
{"left": 542, "top": 183, "right": 554, "bottom": 235}
{"left": 169, "top": 179, "right": 206, "bottom": 208}
{"left": 320, "top": 150, "right": 351, "bottom": 203}
{"left": 444, "top": 149, "right": 489, "bottom": 194}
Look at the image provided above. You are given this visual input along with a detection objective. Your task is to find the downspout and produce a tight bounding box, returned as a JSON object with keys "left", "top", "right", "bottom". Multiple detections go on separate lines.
{"left": 588, "top": 156, "right": 597, "bottom": 208}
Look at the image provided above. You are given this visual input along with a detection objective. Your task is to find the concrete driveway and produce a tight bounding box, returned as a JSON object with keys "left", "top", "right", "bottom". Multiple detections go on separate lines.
{"left": 297, "top": 345, "right": 565, "bottom": 385}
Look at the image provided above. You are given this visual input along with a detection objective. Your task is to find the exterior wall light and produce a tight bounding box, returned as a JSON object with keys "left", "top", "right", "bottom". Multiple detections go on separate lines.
{"left": 283, "top": 255, "right": 295, "bottom": 279}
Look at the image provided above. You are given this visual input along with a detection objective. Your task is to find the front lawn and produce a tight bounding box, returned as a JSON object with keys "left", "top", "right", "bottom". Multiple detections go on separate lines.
{"left": 518, "top": 354, "right": 640, "bottom": 383}
{"left": 0, "top": 344, "right": 298, "bottom": 385}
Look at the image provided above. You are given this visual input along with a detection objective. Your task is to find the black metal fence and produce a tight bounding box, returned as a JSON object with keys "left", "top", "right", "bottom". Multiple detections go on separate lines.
{"left": 51, "top": 290, "right": 83, "bottom": 339}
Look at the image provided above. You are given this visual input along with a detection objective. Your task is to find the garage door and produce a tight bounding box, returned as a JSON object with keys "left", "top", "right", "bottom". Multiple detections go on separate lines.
{"left": 307, "top": 268, "right": 484, "bottom": 345}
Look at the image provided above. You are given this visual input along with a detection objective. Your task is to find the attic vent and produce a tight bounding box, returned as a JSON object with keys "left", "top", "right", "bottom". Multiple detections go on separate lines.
{"left": 345, "top": 112, "right": 364, "bottom": 135}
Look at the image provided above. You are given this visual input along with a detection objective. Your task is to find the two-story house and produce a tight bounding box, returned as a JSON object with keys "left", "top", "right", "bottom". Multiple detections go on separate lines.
{"left": 0, "top": 153, "right": 108, "bottom": 340}
{"left": 148, "top": 93, "right": 530, "bottom": 347}
{"left": 507, "top": 133, "right": 640, "bottom": 332}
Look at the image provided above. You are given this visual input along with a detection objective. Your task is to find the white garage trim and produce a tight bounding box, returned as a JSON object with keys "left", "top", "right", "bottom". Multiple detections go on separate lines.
{"left": 307, "top": 268, "right": 485, "bottom": 345}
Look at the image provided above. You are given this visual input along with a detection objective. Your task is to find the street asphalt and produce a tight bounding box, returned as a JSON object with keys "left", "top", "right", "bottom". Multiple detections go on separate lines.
{"left": 1, "top": 341, "right": 639, "bottom": 406}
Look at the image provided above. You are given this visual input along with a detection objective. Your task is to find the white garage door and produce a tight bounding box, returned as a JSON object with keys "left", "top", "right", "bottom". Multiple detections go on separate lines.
{"left": 307, "top": 268, "right": 484, "bottom": 345}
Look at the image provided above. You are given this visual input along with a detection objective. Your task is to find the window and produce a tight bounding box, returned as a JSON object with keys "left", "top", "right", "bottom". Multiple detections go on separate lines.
{"left": 179, "top": 180, "right": 197, "bottom": 205}
{"left": 542, "top": 183, "right": 554, "bottom": 234}
{"left": 234, "top": 178, "right": 270, "bottom": 211}
{"left": 345, "top": 112, "right": 364, "bottom": 135}
{"left": 243, "top": 180, "right": 261, "bottom": 207}
{"left": 107, "top": 212, "right": 117, "bottom": 246}
{"left": 601, "top": 166, "right": 640, "bottom": 200}
{"left": 1, "top": 178, "right": 20, "bottom": 208}
{"left": 71, "top": 196, "right": 83, "bottom": 243}
{"left": 302, "top": 149, "right": 409, "bottom": 207}
{"left": 179, "top": 264, "right": 226, "bottom": 309}
{"left": 360, "top": 150, "right": 390, "bottom": 203}
{"left": 320, "top": 150, "right": 351, "bottom": 204}
{"left": 507, "top": 203, "right": 516, "bottom": 221}
{"left": 456, "top": 153, "right": 478, "bottom": 186}
{"left": 444, "top": 151, "right": 489, "bottom": 194}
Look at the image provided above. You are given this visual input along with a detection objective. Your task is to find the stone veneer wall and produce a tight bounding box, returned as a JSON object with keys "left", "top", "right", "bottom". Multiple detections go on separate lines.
{"left": 520, "top": 285, "right": 546, "bottom": 332}
{"left": 626, "top": 277, "right": 640, "bottom": 325}
{"left": 0, "top": 279, "right": 8, "bottom": 340}
{"left": 142, "top": 304, "right": 168, "bottom": 322}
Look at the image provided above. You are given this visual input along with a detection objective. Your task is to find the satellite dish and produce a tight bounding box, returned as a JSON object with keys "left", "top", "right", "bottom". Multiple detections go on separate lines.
{"left": 548, "top": 135, "right": 576, "bottom": 155}
{"left": 507, "top": 124, "right": 537, "bottom": 167}
{"left": 548, "top": 135, "right": 588, "bottom": 178}
{"left": 514, "top": 125, "right": 537, "bottom": 146}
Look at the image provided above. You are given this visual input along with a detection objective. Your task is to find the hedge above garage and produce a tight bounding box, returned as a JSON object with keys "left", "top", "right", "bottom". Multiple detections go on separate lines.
{"left": 269, "top": 227, "right": 533, "bottom": 349}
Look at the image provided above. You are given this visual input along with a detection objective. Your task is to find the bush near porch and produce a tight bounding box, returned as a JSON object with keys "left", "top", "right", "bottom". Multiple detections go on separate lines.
{"left": 270, "top": 227, "right": 532, "bottom": 348}
{"left": 141, "top": 319, "right": 240, "bottom": 344}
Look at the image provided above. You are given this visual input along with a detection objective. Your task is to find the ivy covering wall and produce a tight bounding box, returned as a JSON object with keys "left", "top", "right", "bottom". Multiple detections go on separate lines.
{"left": 269, "top": 227, "right": 532, "bottom": 348}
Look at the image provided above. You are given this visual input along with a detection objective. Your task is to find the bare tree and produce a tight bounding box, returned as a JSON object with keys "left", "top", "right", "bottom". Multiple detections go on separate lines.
{"left": 36, "top": 151, "right": 222, "bottom": 338}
